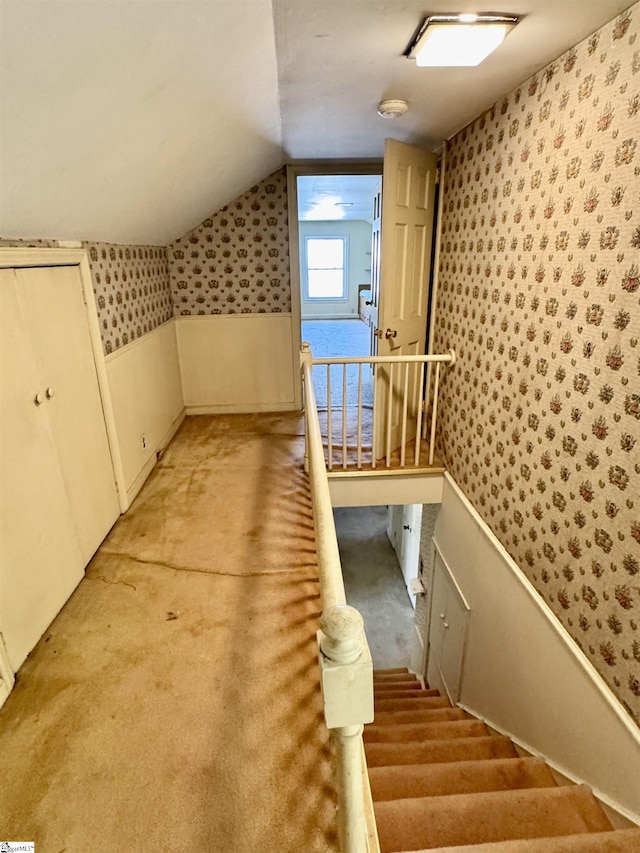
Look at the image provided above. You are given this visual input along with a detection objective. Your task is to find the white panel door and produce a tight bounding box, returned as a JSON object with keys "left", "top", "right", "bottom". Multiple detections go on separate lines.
{"left": 17, "top": 265, "right": 119, "bottom": 564}
{"left": 374, "top": 140, "right": 438, "bottom": 459}
{"left": 387, "top": 504, "right": 423, "bottom": 608}
{"left": 369, "top": 179, "right": 382, "bottom": 359}
{"left": 0, "top": 269, "right": 84, "bottom": 670}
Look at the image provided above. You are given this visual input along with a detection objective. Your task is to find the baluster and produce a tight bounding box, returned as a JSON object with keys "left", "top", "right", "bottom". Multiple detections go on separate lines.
{"left": 342, "top": 363, "right": 348, "bottom": 470}
{"left": 357, "top": 364, "right": 363, "bottom": 470}
{"left": 327, "top": 365, "right": 333, "bottom": 471}
{"left": 400, "top": 361, "right": 409, "bottom": 467}
{"left": 423, "top": 362, "right": 432, "bottom": 440}
{"left": 371, "top": 363, "right": 377, "bottom": 470}
{"left": 415, "top": 361, "right": 425, "bottom": 466}
{"left": 385, "top": 362, "right": 394, "bottom": 467}
{"left": 429, "top": 362, "right": 441, "bottom": 466}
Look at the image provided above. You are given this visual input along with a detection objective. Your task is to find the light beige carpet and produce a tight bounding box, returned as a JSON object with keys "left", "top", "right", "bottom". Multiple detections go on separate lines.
{"left": 368, "top": 670, "right": 640, "bottom": 853}
{"left": 0, "top": 413, "right": 338, "bottom": 852}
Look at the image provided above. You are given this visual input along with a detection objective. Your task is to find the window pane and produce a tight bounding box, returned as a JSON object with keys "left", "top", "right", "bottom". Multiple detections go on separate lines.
{"left": 308, "top": 269, "right": 344, "bottom": 299}
{"left": 307, "top": 238, "right": 344, "bottom": 269}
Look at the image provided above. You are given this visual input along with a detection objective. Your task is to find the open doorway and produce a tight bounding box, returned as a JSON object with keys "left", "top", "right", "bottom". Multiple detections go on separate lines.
{"left": 287, "top": 167, "right": 382, "bottom": 367}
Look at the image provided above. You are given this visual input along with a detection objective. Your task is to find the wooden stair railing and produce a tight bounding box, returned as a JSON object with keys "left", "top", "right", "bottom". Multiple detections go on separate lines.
{"left": 367, "top": 669, "right": 640, "bottom": 852}
{"left": 302, "top": 345, "right": 377, "bottom": 853}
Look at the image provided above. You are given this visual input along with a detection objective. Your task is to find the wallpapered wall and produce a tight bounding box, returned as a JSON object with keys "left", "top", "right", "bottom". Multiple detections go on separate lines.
{"left": 434, "top": 6, "right": 640, "bottom": 724}
{"left": 168, "top": 168, "right": 290, "bottom": 315}
{"left": 86, "top": 243, "right": 171, "bottom": 355}
{"left": 0, "top": 238, "right": 171, "bottom": 355}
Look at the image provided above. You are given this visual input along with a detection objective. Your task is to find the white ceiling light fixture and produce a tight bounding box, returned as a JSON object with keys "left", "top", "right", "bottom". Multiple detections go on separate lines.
{"left": 407, "top": 13, "right": 519, "bottom": 67}
{"left": 377, "top": 98, "right": 409, "bottom": 119}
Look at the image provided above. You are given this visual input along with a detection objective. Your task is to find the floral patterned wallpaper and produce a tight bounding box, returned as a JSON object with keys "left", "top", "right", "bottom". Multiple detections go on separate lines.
{"left": 85, "top": 243, "right": 171, "bottom": 355}
{"left": 434, "top": 5, "right": 640, "bottom": 724}
{"left": 168, "top": 168, "right": 291, "bottom": 315}
{"left": 0, "top": 238, "right": 172, "bottom": 355}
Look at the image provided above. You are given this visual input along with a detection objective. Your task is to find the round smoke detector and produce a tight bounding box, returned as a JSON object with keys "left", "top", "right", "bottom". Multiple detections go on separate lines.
{"left": 377, "top": 99, "right": 409, "bottom": 119}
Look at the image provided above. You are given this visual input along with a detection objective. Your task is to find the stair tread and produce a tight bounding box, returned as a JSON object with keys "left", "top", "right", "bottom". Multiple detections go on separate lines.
{"left": 374, "top": 785, "right": 613, "bottom": 852}
{"left": 374, "top": 672, "right": 419, "bottom": 681}
{"left": 375, "top": 681, "right": 423, "bottom": 691}
{"left": 375, "top": 690, "right": 440, "bottom": 701}
{"left": 368, "top": 757, "right": 557, "bottom": 801}
{"left": 374, "top": 668, "right": 411, "bottom": 675}
{"left": 375, "top": 696, "right": 452, "bottom": 712}
{"left": 374, "top": 708, "right": 470, "bottom": 725}
{"left": 416, "top": 828, "right": 640, "bottom": 853}
{"left": 365, "top": 734, "right": 518, "bottom": 767}
{"left": 364, "top": 719, "right": 489, "bottom": 743}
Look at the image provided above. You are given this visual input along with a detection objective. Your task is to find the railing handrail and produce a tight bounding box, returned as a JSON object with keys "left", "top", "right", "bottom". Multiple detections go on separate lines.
{"left": 311, "top": 351, "right": 456, "bottom": 366}
{"left": 304, "top": 346, "right": 456, "bottom": 471}
{"left": 301, "top": 342, "right": 376, "bottom": 853}
{"left": 301, "top": 354, "right": 347, "bottom": 611}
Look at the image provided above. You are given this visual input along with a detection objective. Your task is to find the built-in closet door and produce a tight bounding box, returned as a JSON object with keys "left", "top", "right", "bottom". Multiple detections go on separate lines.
{"left": 16, "top": 265, "right": 119, "bottom": 564}
{"left": 0, "top": 264, "right": 119, "bottom": 671}
{"left": 1, "top": 268, "right": 84, "bottom": 669}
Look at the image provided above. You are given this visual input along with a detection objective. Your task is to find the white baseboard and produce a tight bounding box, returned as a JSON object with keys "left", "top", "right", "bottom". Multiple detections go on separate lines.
{"left": 302, "top": 313, "right": 359, "bottom": 321}
{"left": 185, "top": 402, "right": 297, "bottom": 415}
{"left": 124, "top": 408, "right": 186, "bottom": 510}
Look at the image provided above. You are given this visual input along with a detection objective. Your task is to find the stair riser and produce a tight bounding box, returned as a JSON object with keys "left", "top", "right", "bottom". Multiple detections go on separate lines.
{"left": 374, "top": 786, "right": 613, "bottom": 852}
{"left": 365, "top": 736, "right": 518, "bottom": 767}
{"left": 375, "top": 697, "right": 453, "bottom": 712}
{"left": 373, "top": 687, "right": 441, "bottom": 707}
{"left": 373, "top": 668, "right": 411, "bottom": 676}
{"left": 368, "top": 757, "right": 557, "bottom": 802}
{"left": 409, "top": 829, "right": 640, "bottom": 853}
{"left": 374, "top": 681, "right": 422, "bottom": 692}
{"left": 373, "top": 708, "right": 470, "bottom": 726}
{"left": 364, "top": 720, "right": 489, "bottom": 743}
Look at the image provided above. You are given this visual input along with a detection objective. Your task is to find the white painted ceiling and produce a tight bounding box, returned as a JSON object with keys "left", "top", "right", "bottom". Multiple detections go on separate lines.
{"left": 298, "top": 175, "right": 381, "bottom": 221}
{"left": 0, "top": 0, "right": 633, "bottom": 245}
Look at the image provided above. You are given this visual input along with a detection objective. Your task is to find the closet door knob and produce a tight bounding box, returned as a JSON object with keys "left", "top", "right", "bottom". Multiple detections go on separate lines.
{"left": 46, "top": 387, "right": 55, "bottom": 399}
{"left": 34, "top": 392, "right": 44, "bottom": 405}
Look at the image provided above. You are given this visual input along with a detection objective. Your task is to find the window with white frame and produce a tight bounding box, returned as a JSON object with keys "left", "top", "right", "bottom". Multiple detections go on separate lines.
{"left": 304, "top": 236, "right": 348, "bottom": 300}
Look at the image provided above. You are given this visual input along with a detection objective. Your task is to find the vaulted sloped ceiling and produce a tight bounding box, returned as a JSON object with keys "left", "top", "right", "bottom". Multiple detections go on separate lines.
{"left": 0, "top": 0, "right": 633, "bottom": 245}
{"left": 0, "top": 0, "right": 284, "bottom": 245}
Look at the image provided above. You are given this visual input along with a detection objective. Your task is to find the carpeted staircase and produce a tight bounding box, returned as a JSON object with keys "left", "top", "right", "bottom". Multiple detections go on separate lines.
{"left": 366, "top": 668, "right": 640, "bottom": 852}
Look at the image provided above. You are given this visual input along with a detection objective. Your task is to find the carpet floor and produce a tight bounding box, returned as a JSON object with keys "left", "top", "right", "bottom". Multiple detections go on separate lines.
{"left": 0, "top": 414, "right": 338, "bottom": 852}
{"left": 336, "top": 507, "right": 414, "bottom": 670}
{"left": 367, "top": 670, "right": 640, "bottom": 852}
{"left": 302, "top": 319, "right": 374, "bottom": 410}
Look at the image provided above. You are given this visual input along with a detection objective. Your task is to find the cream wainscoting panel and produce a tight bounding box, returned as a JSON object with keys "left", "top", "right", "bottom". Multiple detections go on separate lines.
{"left": 105, "top": 320, "right": 184, "bottom": 507}
{"left": 431, "top": 473, "right": 640, "bottom": 822}
{"left": 176, "top": 314, "right": 298, "bottom": 413}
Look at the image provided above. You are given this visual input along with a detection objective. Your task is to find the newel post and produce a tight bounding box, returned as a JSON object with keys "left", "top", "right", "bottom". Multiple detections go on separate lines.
{"left": 318, "top": 604, "right": 374, "bottom": 853}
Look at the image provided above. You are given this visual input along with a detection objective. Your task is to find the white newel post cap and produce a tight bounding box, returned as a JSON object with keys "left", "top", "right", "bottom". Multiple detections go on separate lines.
{"left": 320, "top": 604, "right": 365, "bottom": 665}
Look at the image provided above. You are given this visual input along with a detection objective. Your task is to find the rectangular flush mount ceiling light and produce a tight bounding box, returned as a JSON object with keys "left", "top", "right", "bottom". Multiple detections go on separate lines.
{"left": 408, "top": 13, "right": 519, "bottom": 67}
